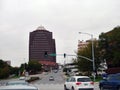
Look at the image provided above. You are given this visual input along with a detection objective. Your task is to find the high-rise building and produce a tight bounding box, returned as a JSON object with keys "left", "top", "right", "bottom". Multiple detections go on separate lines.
{"left": 29, "top": 26, "right": 57, "bottom": 70}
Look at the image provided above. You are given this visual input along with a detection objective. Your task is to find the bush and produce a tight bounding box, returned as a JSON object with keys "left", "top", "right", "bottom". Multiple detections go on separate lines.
{"left": 90, "top": 75, "right": 102, "bottom": 82}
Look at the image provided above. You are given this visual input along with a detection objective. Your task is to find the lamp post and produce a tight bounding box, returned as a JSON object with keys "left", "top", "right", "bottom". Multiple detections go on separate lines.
{"left": 24, "top": 58, "right": 26, "bottom": 76}
{"left": 79, "top": 32, "right": 95, "bottom": 81}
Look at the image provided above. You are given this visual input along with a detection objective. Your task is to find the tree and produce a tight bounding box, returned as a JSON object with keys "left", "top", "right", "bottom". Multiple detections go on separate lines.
{"left": 0, "top": 60, "right": 8, "bottom": 68}
{"left": 76, "top": 42, "right": 93, "bottom": 72}
{"left": 75, "top": 40, "right": 101, "bottom": 76}
{"left": 0, "top": 59, "right": 10, "bottom": 79}
{"left": 98, "top": 26, "right": 120, "bottom": 68}
{"left": 27, "top": 60, "right": 42, "bottom": 74}
{"left": 0, "top": 59, "right": 20, "bottom": 78}
{"left": 19, "top": 63, "right": 27, "bottom": 75}
{"left": 9, "top": 67, "right": 20, "bottom": 76}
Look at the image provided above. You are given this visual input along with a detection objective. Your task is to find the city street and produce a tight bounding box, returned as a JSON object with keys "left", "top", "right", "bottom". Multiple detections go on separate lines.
{"left": 0, "top": 70, "right": 100, "bottom": 90}
{"left": 31, "top": 70, "right": 100, "bottom": 90}
{"left": 1, "top": 1, "right": 120, "bottom": 90}
{"left": 32, "top": 70, "right": 65, "bottom": 84}
{"left": 33, "top": 83, "right": 99, "bottom": 90}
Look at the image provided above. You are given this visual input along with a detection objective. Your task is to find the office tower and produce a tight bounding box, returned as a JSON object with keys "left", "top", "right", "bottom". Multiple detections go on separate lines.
{"left": 29, "top": 26, "right": 56, "bottom": 66}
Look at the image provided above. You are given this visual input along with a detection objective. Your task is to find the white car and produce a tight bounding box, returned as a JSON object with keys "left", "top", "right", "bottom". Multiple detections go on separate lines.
{"left": 0, "top": 85, "right": 38, "bottom": 90}
{"left": 64, "top": 76, "right": 94, "bottom": 90}
{"left": 49, "top": 76, "right": 54, "bottom": 81}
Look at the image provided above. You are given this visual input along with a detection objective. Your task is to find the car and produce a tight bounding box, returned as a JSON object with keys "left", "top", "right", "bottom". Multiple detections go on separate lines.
{"left": 49, "top": 76, "right": 54, "bottom": 81}
{"left": 53, "top": 70, "right": 58, "bottom": 73}
{"left": 64, "top": 76, "right": 94, "bottom": 90}
{"left": 0, "top": 85, "right": 38, "bottom": 90}
{"left": 99, "top": 73, "right": 120, "bottom": 90}
{"left": 6, "top": 80, "right": 29, "bottom": 86}
{"left": 19, "top": 76, "right": 26, "bottom": 80}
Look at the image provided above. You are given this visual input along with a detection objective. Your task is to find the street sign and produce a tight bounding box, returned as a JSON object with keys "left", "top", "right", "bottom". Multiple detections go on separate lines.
{"left": 49, "top": 53, "right": 56, "bottom": 56}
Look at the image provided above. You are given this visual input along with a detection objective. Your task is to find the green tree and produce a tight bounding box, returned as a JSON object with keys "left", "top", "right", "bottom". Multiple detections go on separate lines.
{"left": 76, "top": 42, "right": 93, "bottom": 72}
{"left": 75, "top": 40, "right": 101, "bottom": 76}
{"left": 0, "top": 67, "right": 10, "bottom": 78}
{"left": 0, "top": 59, "right": 10, "bottom": 79}
{"left": 9, "top": 67, "right": 20, "bottom": 76}
{"left": 19, "top": 62, "right": 29, "bottom": 76}
{"left": 27, "top": 60, "right": 42, "bottom": 74}
{"left": 0, "top": 60, "right": 8, "bottom": 68}
{"left": 98, "top": 26, "right": 120, "bottom": 68}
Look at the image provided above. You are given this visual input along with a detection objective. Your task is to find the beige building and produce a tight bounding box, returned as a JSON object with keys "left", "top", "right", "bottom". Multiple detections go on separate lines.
{"left": 78, "top": 40, "right": 89, "bottom": 51}
{"left": 78, "top": 38, "right": 96, "bottom": 51}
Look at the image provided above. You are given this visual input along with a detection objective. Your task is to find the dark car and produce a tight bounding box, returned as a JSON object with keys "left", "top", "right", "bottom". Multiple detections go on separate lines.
{"left": 99, "top": 73, "right": 120, "bottom": 90}
{"left": 53, "top": 70, "right": 58, "bottom": 73}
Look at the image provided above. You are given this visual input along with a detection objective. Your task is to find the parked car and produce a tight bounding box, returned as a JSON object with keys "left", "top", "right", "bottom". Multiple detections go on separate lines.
{"left": 99, "top": 73, "right": 120, "bottom": 90}
{"left": 53, "top": 69, "right": 58, "bottom": 73}
{"left": 0, "top": 85, "right": 38, "bottom": 90}
{"left": 49, "top": 76, "right": 54, "bottom": 81}
{"left": 6, "top": 80, "right": 29, "bottom": 86}
{"left": 19, "top": 76, "right": 26, "bottom": 80}
{"left": 64, "top": 76, "right": 94, "bottom": 90}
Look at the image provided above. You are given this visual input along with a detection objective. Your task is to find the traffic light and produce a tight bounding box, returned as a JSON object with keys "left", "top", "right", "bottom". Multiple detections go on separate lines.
{"left": 64, "top": 53, "right": 66, "bottom": 58}
{"left": 44, "top": 51, "right": 48, "bottom": 58}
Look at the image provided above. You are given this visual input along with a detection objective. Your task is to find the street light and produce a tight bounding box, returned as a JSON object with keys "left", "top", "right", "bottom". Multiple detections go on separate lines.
{"left": 79, "top": 32, "right": 95, "bottom": 81}
{"left": 23, "top": 58, "right": 26, "bottom": 77}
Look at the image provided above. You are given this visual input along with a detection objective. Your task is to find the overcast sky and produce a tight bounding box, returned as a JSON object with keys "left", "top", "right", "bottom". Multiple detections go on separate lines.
{"left": 0, "top": 0, "right": 120, "bottom": 67}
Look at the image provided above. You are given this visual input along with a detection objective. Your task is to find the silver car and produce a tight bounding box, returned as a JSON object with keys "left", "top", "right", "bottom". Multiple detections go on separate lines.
{"left": 19, "top": 76, "right": 26, "bottom": 80}
{"left": 0, "top": 85, "right": 38, "bottom": 90}
{"left": 49, "top": 76, "right": 54, "bottom": 81}
{"left": 6, "top": 80, "right": 29, "bottom": 86}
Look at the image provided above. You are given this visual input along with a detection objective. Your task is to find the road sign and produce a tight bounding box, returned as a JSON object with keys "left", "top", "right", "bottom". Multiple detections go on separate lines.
{"left": 49, "top": 53, "right": 56, "bottom": 56}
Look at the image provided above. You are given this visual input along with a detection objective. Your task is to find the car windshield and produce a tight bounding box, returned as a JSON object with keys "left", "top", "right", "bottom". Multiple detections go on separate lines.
{"left": 0, "top": 89, "right": 38, "bottom": 90}
{"left": 107, "top": 74, "right": 120, "bottom": 80}
{"left": 77, "top": 78, "right": 91, "bottom": 82}
{"left": 115, "top": 75, "right": 120, "bottom": 80}
{"left": 50, "top": 76, "right": 53, "bottom": 78}
{"left": 6, "top": 81, "right": 28, "bottom": 85}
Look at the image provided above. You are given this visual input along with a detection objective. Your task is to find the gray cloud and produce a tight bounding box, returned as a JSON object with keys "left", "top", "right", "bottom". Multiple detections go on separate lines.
{"left": 0, "top": 0, "right": 120, "bottom": 66}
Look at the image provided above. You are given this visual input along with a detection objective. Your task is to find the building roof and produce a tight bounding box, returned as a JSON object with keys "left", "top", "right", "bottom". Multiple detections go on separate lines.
{"left": 39, "top": 60, "right": 57, "bottom": 66}
{"left": 37, "top": 25, "right": 46, "bottom": 30}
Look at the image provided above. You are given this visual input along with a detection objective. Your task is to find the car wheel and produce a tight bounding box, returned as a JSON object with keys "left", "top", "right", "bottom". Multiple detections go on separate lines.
{"left": 100, "top": 86, "right": 104, "bottom": 90}
{"left": 71, "top": 87, "right": 74, "bottom": 90}
{"left": 64, "top": 85, "right": 68, "bottom": 90}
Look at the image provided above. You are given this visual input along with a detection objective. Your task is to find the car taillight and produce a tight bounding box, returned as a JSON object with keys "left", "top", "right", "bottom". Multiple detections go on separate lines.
{"left": 90, "top": 82, "right": 94, "bottom": 85}
{"left": 76, "top": 82, "right": 81, "bottom": 85}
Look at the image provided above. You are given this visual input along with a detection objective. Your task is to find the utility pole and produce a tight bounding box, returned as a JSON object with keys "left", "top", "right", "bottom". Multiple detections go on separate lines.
{"left": 79, "top": 32, "right": 95, "bottom": 81}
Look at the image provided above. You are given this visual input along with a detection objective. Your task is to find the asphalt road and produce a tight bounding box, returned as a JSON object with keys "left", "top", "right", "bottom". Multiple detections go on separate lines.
{"left": 32, "top": 70, "right": 65, "bottom": 84}
{"left": 0, "top": 70, "right": 100, "bottom": 90}
{"left": 32, "top": 70, "right": 100, "bottom": 90}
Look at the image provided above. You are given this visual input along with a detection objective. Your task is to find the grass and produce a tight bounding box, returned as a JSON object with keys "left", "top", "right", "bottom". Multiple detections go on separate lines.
{"left": 90, "top": 76, "right": 103, "bottom": 82}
